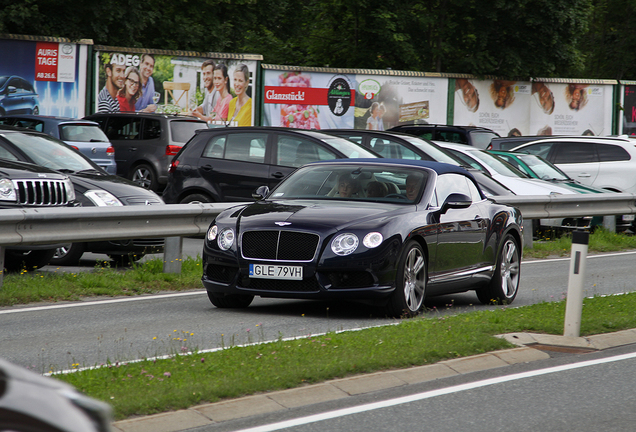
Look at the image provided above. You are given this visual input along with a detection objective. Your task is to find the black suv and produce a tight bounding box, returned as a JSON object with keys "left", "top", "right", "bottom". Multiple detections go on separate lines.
{"left": 388, "top": 124, "right": 500, "bottom": 149}
{"left": 162, "top": 127, "right": 378, "bottom": 204}
{"left": 0, "top": 158, "right": 76, "bottom": 271}
{"left": 84, "top": 113, "right": 207, "bottom": 191}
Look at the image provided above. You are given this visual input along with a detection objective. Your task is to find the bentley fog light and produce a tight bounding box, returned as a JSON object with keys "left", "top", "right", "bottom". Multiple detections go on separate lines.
{"left": 218, "top": 228, "right": 235, "bottom": 250}
{"left": 331, "top": 233, "right": 359, "bottom": 256}
{"left": 207, "top": 225, "right": 218, "bottom": 242}
{"left": 363, "top": 232, "right": 383, "bottom": 248}
{"left": 0, "top": 178, "right": 16, "bottom": 202}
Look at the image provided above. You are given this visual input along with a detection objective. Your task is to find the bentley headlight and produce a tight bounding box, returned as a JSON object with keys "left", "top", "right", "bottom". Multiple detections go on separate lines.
{"left": 84, "top": 190, "right": 122, "bottom": 206}
{"left": 207, "top": 225, "right": 218, "bottom": 242}
{"left": 363, "top": 232, "right": 383, "bottom": 248}
{"left": 0, "top": 178, "right": 16, "bottom": 202}
{"left": 218, "top": 228, "right": 235, "bottom": 250}
{"left": 331, "top": 233, "right": 359, "bottom": 256}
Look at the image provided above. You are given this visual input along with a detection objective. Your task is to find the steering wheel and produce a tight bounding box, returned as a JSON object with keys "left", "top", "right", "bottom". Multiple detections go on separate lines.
{"left": 385, "top": 193, "right": 408, "bottom": 200}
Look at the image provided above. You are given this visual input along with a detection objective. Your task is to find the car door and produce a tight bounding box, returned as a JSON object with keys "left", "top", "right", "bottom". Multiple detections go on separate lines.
{"left": 428, "top": 172, "right": 488, "bottom": 291}
{"left": 102, "top": 115, "right": 142, "bottom": 178}
{"left": 198, "top": 131, "right": 271, "bottom": 201}
{"left": 548, "top": 142, "right": 600, "bottom": 186}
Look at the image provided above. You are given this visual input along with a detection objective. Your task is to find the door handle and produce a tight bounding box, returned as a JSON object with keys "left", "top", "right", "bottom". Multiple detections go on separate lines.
{"left": 201, "top": 165, "right": 213, "bottom": 171}
{"left": 578, "top": 173, "right": 591, "bottom": 178}
{"left": 271, "top": 172, "right": 285, "bottom": 178}
{"left": 129, "top": 147, "right": 137, "bottom": 151}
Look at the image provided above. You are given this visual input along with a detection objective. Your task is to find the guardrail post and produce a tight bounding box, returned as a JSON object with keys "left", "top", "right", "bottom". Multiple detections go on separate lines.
{"left": 603, "top": 215, "right": 616, "bottom": 232}
{"left": 563, "top": 230, "right": 589, "bottom": 337}
{"left": 523, "top": 220, "right": 533, "bottom": 249}
{"left": 163, "top": 237, "right": 183, "bottom": 274}
{"left": 0, "top": 246, "right": 4, "bottom": 288}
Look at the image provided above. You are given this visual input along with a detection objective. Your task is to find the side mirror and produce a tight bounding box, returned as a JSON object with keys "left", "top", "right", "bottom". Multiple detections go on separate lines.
{"left": 252, "top": 185, "right": 270, "bottom": 200}
{"left": 440, "top": 193, "right": 471, "bottom": 214}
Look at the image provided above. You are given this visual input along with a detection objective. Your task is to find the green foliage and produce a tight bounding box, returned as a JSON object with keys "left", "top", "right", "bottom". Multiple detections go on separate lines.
{"left": 0, "top": 0, "right": 610, "bottom": 78}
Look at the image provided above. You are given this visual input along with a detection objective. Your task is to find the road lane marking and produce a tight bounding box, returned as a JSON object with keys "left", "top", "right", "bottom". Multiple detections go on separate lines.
{"left": 0, "top": 290, "right": 206, "bottom": 315}
{"left": 234, "top": 351, "right": 636, "bottom": 432}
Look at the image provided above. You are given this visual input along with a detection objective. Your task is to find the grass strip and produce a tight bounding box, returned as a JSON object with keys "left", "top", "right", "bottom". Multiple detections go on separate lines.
{"left": 55, "top": 292, "right": 636, "bottom": 420}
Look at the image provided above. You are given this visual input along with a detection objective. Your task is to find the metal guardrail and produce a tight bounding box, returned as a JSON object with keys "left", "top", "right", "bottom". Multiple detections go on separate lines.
{"left": 0, "top": 193, "right": 634, "bottom": 285}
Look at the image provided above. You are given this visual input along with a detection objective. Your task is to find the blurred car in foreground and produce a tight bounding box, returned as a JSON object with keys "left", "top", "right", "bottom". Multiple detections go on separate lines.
{"left": 85, "top": 112, "right": 207, "bottom": 191}
{"left": 0, "top": 357, "right": 112, "bottom": 432}
{"left": 162, "top": 127, "right": 379, "bottom": 204}
{"left": 203, "top": 159, "right": 523, "bottom": 317}
{"left": 0, "top": 127, "right": 164, "bottom": 265}
{"left": 0, "top": 76, "right": 39, "bottom": 115}
{"left": 387, "top": 124, "right": 500, "bottom": 149}
{"left": 0, "top": 115, "right": 117, "bottom": 174}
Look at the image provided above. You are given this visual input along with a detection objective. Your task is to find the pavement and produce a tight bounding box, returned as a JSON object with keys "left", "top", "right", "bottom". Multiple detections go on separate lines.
{"left": 111, "top": 328, "right": 636, "bottom": 432}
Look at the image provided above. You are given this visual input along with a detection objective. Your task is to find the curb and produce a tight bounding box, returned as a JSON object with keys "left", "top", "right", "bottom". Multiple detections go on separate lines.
{"left": 112, "top": 329, "right": 636, "bottom": 432}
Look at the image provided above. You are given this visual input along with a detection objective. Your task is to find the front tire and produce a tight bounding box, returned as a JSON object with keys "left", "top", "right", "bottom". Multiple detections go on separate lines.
{"left": 207, "top": 292, "right": 254, "bottom": 308}
{"left": 50, "top": 243, "right": 86, "bottom": 266}
{"left": 477, "top": 234, "right": 520, "bottom": 305}
{"left": 130, "top": 163, "right": 158, "bottom": 191}
{"left": 385, "top": 240, "right": 426, "bottom": 318}
{"left": 180, "top": 193, "right": 212, "bottom": 204}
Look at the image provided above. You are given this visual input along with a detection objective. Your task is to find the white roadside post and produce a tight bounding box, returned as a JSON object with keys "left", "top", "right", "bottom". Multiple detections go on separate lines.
{"left": 563, "top": 230, "right": 589, "bottom": 337}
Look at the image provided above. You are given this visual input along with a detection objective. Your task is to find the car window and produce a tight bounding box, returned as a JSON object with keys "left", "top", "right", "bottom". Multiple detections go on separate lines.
{"left": 1, "top": 132, "right": 96, "bottom": 171}
{"left": 225, "top": 133, "right": 267, "bottom": 163}
{"left": 552, "top": 142, "right": 597, "bottom": 164}
{"left": 105, "top": 116, "right": 141, "bottom": 140}
{"left": 142, "top": 119, "right": 161, "bottom": 140}
{"left": 169, "top": 120, "right": 207, "bottom": 144}
{"left": 11, "top": 119, "right": 44, "bottom": 132}
{"left": 446, "top": 149, "right": 485, "bottom": 170}
{"left": 202, "top": 135, "right": 226, "bottom": 159}
{"left": 435, "top": 173, "right": 474, "bottom": 204}
{"left": 0, "top": 142, "right": 20, "bottom": 161}
{"left": 470, "top": 131, "right": 498, "bottom": 149}
{"left": 436, "top": 130, "right": 466, "bottom": 144}
{"left": 516, "top": 142, "right": 553, "bottom": 159}
{"left": 402, "top": 136, "right": 461, "bottom": 165}
{"left": 334, "top": 134, "right": 363, "bottom": 145}
{"left": 411, "top": 130, "right": 433, "bottom": 140}
{"left": 59, "top": 124, "right": 109, "bottom": 142}
{"left": 597, "top": 143, "right": 630, "bottom": 162}
{"left": 277, "top": 136, "right": 336, "bottom": 167}
{"left": 493, "top": 153, "right": 533, "bottom": 176}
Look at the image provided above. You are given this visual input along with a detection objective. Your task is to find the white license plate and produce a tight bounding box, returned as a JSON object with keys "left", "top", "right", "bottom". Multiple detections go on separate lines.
{"left": 249, "top": 264, "right": 303, "bottom": 280}
{"left": 622, "top": 215, "right": 636, "bottom": 222}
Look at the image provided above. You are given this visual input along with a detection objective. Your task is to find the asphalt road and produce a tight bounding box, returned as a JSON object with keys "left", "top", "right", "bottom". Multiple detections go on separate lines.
{"left": 2, "top": 247, "right": 636, "bottom": 372}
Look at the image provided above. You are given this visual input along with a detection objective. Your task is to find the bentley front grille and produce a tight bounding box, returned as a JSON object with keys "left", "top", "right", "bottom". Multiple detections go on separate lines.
{"left": 241, "top": 230, "right": 319, "bottom": 261}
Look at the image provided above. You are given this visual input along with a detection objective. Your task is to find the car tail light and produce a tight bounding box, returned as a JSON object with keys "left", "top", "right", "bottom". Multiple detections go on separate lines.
{"left": 107, "top": 146, "right": 115, "bottom": 157}
{"left": 71, "top": 145, "right": 79, "bottom": 151}
{"left": 166, "top": 145, "right": 182, "bottom": 156}
{"left": 169, "top": 159, "right": 180, "bottom": 174}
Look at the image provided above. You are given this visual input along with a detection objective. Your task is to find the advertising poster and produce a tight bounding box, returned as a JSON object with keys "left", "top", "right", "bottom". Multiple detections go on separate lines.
{"left": 262, "top": 69, "right": 356, "bottom": 129}
{"left": 262, "top": 67, "right": 449, "bottom": 130}
{"left": 0, "top": 38, "right": 86, "bottom": 117}
{"left": 453, "top": 79, "right": 531, "bottom": 137}
{"left": 529, "top": 81, "right": 613, "bottom": 137}
{"left": 353, "top": 74, "right": 448, "bottom": 131}
{"left": 621, "top": 84, "right": 636, "bottom": 136}
{"left": 94, "top": 50, "right": 259, "bottom": 126}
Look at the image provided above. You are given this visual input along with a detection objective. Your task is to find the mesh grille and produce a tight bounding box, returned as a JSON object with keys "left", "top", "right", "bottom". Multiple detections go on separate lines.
{"left": 324, "top": 271, "right": 375, "bottom": 288}
{"left": 242, "top": 230, "right": 319, "bottom": 261}
{"left": 206, "top": 264, "right": 238, "bottom": 283}
{"left": 15, "top": 179, "right": 70, "bottom": 206}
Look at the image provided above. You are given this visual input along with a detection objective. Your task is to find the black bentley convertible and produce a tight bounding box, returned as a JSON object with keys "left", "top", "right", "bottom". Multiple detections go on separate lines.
{"left": 202, "top": 159, "right": 523, "bottom": 317}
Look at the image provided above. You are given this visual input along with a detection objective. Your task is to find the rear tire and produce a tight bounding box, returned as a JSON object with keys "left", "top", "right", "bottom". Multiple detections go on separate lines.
{"left": 130, "top": 163, "right": 158, "bottom": 191}
{"left": 207, "top": 291, "right": 254, "bottom": 308}
{"left": 477, "top": 234, "right": 520, "bottom": 305}
{"left": 385, "top": 240, "right": 426, "bottom": 318}
{"left": 180, "top": 193, "right": 212, "bottom": 204}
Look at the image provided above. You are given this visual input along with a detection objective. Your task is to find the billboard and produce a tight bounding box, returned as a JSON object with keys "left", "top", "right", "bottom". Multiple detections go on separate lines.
{"left": 262, "top": 67, "right": 449, "bottom": 130}
{"left": 0, "top": 37, "right": 88, "bottom": 117}
{"left": 453, "top": 77, "right": 615, "bottom": 137}
{"left": 93, "top": 49, "right": 260, "bottom": 126}
{"left": 621, "top": 84, "right": 636, "bottom": 136}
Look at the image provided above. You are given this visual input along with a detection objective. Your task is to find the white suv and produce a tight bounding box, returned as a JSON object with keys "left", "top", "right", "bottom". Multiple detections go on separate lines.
{"left": 510, "top": 136, "right": 636, "bottom": 193}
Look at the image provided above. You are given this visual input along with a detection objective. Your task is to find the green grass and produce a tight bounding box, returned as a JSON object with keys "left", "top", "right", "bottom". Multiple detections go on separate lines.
{"left": 55, "top": 292, "right": 636, "bottom": 420}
